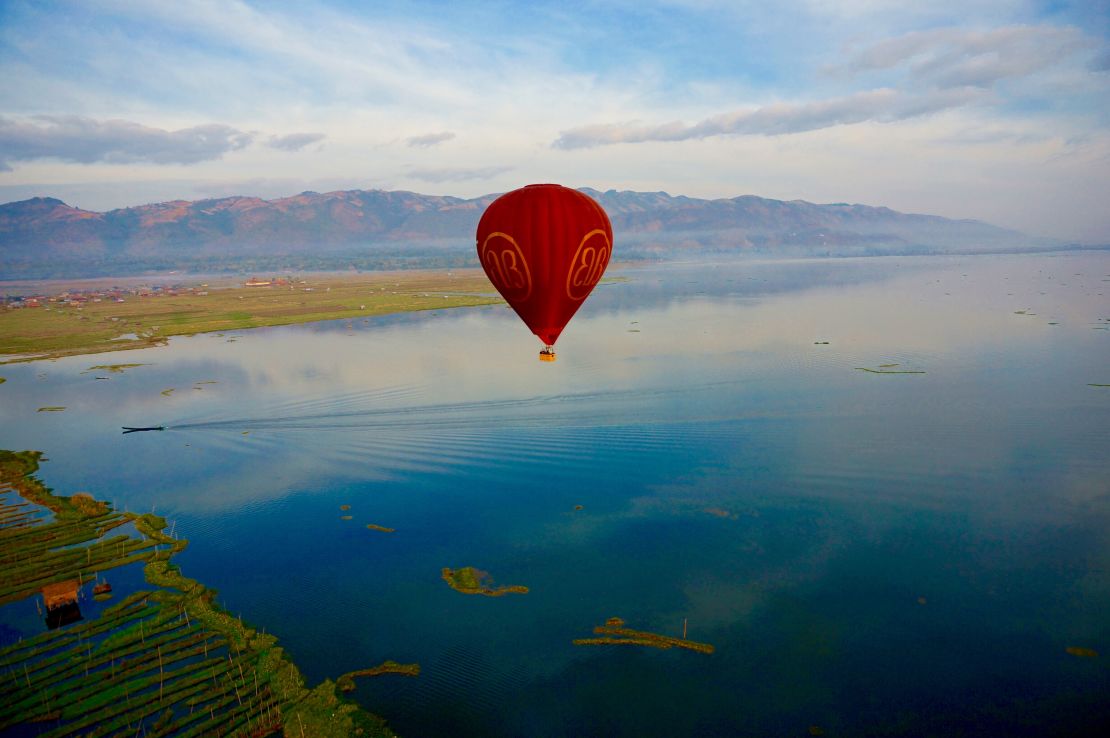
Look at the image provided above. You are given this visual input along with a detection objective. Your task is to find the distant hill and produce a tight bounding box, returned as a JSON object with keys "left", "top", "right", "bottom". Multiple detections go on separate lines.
{"left": 0, "top": 187, "right": 1063, "bottom": 279}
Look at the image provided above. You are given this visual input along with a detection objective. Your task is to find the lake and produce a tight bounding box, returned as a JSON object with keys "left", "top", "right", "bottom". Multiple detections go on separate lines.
{"left": 1, "top": 252, "right": 1108, "bottom": 737}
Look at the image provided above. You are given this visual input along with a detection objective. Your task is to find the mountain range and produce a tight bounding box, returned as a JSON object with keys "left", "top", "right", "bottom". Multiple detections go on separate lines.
{"left": 0, "top": 187, "right": 1066, "bottom": 279}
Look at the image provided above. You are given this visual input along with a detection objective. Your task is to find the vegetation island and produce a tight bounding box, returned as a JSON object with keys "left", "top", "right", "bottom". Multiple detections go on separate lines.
{"left": 441, "top": 567, "right": 528, "bottom": 597}
{"left": 337, "top": 661, "right": 420, "bottom": 692}
{"left": 574, "top": 616, "right": 714, "bottom": 654}
{"left": 0, "top": 448, "right": 412, "bottom": 737}
{"left": 855, "top": 363, "right": 926, "bottom": 374}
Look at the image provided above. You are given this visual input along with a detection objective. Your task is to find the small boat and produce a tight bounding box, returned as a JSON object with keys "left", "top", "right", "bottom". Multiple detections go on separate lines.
{"left": 93, "top": 580, "right": 112, "bottom": 595}
{"left": 121, "top": 426, "right": 165, "bottom": 433}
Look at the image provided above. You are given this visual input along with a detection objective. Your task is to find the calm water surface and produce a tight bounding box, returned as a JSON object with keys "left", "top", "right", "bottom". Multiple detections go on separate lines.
{"left": 2, "top": 253, "right": 1109, "bottom": 737}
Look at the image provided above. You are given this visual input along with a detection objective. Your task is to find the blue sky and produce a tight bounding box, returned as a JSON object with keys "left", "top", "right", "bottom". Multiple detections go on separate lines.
{"left": 1, "top": 0, "right": 1107, "bottom": 241}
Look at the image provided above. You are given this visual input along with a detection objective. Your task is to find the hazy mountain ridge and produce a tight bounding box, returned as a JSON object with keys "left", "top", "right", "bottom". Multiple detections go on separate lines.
{"left": 0, "top": 187, "right": 1064, "bottom": 279}
{"left": 578, "top": 188, "right": 1035, "bottom": 254}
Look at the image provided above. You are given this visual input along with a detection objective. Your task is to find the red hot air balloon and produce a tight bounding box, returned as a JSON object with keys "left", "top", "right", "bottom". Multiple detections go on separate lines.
{"left": 476, "top": 184, "right": 613, "bottom": 361}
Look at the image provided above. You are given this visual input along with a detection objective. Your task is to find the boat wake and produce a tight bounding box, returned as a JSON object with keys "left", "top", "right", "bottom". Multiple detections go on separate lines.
{"left": 165, "top": 378, "right": 790, "bottom": 435}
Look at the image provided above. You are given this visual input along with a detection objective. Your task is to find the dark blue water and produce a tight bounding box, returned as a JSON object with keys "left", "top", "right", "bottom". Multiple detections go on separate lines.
{"left": 2, "top": 253, "right": 1108, "bottom": 737}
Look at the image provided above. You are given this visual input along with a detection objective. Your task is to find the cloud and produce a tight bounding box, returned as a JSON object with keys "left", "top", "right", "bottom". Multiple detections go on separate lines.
{"left": 405, "top": 131, "right": 456, "bottom": 148}
{"left": 0, "top": 115, "right": 253, "bottom": 169}
{"left": 406, "top": 165, "right": 512, "bottom": 182}
{"left": 553, "top": 23, "right": 1104, "bottom": 150}
{"left": 553, "top": 88, "right": 983, "bottom": 148}
{"left": 841, "top": 25, "right": 1092, "bottom": 89}
{"left": 267, "top": 132, "right": 326, "bottom": 151}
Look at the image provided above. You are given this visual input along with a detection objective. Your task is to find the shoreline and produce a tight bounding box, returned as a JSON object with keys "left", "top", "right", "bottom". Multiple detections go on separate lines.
{"left": 1, "top": 267, "right": 503, "bottom": 364}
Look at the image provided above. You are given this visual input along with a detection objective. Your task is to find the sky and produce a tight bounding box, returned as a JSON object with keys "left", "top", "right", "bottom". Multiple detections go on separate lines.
{"left": 0, "top": 0, "right": 1108, "bottom": 242}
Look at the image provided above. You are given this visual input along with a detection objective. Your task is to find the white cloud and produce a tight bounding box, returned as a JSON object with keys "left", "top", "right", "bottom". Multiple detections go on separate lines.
{"left": 553, "top": 22, "right": 1107, "bottom": 151}
{"left": 267, "top": 132, "right": 326, "bottom": 151}
{"left": 405, "top": 131, "right": 456, "bottom": 148}
{"left": 406, "top": 165, "right": 513, "bottom": 183}
{"left": 0, "top": 115, "right": 253, "bottom": 170}
{"left": 840, "top": 25, "right": 1093, "bottom": 88}
{"left": 87, "top": 0, "right": 493, "bottom": 112}
{"left": 553, "top": 88, "right": 984, "bottom": 148}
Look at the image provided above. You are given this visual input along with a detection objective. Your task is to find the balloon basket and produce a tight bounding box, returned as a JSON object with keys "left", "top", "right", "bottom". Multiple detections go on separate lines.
{"left": 539, "top": 347, "right": 557, "bottom": 362}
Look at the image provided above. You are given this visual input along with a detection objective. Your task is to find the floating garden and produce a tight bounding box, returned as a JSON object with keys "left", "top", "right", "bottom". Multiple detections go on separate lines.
{"left": 0, "top": 449, "right": 406, "bottom": 737}
{"left": 441, "top": 567, "right": 528, "bottom": 597}
{"left": 855, "top": 363, "right": 926, "bottom": 374}
{"left": 337, "top": 662, "right": 420, "bottom": 693}
{"left": 573, "top": 616, "right": 714, "bottom": 654}
{"left": 1066, "top": 646, "right": 1099, "bottom": 658}
{"left": 84, "top": 363, "right": 149, "bottom": 374}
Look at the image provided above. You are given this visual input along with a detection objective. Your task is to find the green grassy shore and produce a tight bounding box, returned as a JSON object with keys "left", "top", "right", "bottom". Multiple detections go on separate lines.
{"left": 1, "top": 270, "right": 501, "bottom": 363}
{"left": 0, "top": 449, "right": 406, "bottom": 737}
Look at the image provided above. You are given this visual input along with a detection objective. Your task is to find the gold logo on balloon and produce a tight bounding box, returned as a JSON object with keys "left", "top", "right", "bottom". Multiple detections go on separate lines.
{"left": 480, "top": 232, "right": 533, "bottom": 301}
{"left": 566, "top": 229, "right": 611, "bottom": 300}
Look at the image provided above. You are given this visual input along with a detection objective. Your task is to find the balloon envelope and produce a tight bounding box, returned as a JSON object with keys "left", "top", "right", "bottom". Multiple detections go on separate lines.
{"left": 476, "top": 184, "right": 612, "bottom": 347}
